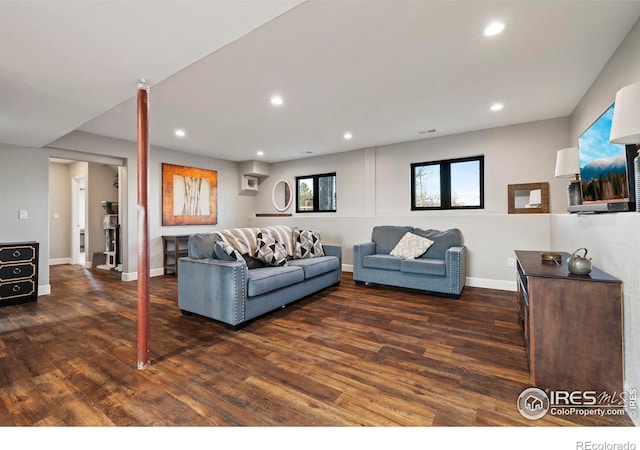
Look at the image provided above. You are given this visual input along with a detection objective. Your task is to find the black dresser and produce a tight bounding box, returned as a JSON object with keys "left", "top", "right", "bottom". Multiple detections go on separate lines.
{"left": 0, "top": 241, "right": 39, "bottom": 307}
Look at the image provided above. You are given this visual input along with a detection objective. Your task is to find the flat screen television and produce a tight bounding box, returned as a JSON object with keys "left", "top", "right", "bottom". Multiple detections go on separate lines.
{"left": 571, "top": 103, "right": 636, "bottom": 213}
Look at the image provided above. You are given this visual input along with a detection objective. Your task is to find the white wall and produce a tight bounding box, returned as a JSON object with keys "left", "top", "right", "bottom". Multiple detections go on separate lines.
{"left": 555, "top": 17, "right": 640, "bottom": 424}
{"left": 250, "top": 117, "right": 570, "bottom": 288}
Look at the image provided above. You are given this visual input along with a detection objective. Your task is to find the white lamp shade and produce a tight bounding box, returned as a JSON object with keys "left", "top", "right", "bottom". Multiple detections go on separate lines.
{"left": 555, "top": 147, "right": 580, "bottom": 178}
{"left": 610, "top": 80, "right": 640, "bottom": 144}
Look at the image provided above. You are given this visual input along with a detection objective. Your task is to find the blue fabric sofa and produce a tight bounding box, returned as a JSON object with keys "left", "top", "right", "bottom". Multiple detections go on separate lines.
{"left": 353, "top": 226, "right": 466, "bottom": 297}
{"left": 178, "top": 226, "right": 342, "bottom": 329}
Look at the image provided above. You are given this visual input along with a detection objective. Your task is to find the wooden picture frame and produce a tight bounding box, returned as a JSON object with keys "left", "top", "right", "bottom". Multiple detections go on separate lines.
{"left": 162, "top": 163, "right": 218, "bottom": 226}
{"left": 508, "top": 182, "right": 550, "bottom": 214}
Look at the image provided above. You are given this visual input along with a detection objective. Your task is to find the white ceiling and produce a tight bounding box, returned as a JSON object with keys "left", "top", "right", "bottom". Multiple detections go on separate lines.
{"left": 2, "top": 1, "right": 640, "bottom": 163}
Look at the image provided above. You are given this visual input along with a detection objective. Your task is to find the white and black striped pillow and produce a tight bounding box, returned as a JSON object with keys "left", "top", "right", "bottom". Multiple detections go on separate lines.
{"left": 293, "top": 229, "right": 325, "bottom": 259}
{"left": 253, "top": 232, "right": 288, "bottom": 266}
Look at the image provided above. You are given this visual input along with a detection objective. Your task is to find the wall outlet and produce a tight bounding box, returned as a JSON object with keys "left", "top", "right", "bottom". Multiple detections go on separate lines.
{"left": 19, "top": 210, "right": 28, "bottom": 219}
{"left": 507, "top": 258, "right": 515, "bottom": 267}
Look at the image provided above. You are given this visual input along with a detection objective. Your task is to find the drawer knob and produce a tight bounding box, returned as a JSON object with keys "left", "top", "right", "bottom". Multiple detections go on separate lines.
{"left": 13, "top": 267, "right": 22, "bottom": 275}
{"left": 12, "top": 285, "right": 21, "bottom": 292}
{"left": 12, "top": 250, "right": 21, "bottom": 258}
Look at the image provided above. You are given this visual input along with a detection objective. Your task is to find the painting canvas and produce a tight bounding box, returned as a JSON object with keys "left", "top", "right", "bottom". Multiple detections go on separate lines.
{"left": 162, "top": 163, "right": 217, "bottom": 226}
{"left": 577, "top": 104, "right": 630, "bottom": 204}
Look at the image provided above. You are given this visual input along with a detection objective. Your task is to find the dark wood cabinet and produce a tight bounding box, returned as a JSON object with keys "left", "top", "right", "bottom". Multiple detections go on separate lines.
{"left": 162, "top": 235, "right": 190, "bottom": 276}
{"left": 515, "top": 250, "right": 623, "bottom": 394}
{"left": 0, "top": 241, "right": 39, "bottom": 306}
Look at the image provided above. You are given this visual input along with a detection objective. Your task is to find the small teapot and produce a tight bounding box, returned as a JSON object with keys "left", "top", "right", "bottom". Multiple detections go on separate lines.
{"left": 567, "top": 248, "right": 592, "bottom": 275}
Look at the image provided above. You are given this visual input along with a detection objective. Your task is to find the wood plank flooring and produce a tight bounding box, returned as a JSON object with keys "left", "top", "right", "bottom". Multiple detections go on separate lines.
{"left": 0, "top": 265, "right": 633, "bottom": 426}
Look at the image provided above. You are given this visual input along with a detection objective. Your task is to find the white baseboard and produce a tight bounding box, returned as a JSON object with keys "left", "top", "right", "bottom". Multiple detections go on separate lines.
{"left": 121, "top": 268, "right": 166, "bottom": 282}
{"left": 122, "top": 266, "right": 515, "bottom": 292}
{"left": 466, "top": 277, "right": 516, "bottom": 292}
{"left": 38, "top": 284, "right": 51, "bottom": 296}
{"left": 49, "top": 258, "right": 72, "bottom": 265}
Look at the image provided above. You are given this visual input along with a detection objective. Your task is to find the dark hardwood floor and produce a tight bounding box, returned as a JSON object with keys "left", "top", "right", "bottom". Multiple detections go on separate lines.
{"left": 0, "top": 265, "right": 633, "bottom": 426}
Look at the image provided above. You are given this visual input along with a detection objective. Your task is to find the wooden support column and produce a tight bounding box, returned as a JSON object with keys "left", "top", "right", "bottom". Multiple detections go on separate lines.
{"left": 137, "top": 79, "right": 150, "bottom": 370}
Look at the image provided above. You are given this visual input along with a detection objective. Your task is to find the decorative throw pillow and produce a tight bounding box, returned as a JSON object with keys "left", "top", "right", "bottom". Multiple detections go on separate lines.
{"left": 293, "top": 229, "right": 325, "bottom": 259}
{"left": 253, "top": 232, "right": 288, "bottom": 266}
{"left": 389, "top": 232, "right": 434, "bottom": 259}
{"left": 213, "top": 241, "right": 244, "bottom": 263}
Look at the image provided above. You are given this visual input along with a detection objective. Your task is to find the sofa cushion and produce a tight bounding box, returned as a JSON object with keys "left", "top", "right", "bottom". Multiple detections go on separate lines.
{"left": 293, "top": 229, "right": 325, "bottom": 259}
{"left": 362, "top": 254, "right": 402, "bottom": 271}
{"left": 413, "top": 228, "right": 462, "bottom": 260}
{"left": 400, "top": 258, "right": 446, "bottom": 276}
{"left": 213, "top": 241, "right": 244, "bottom": 263}
{"left": 254, "top": 232, "right": 288, "bottom": 266}
{"left": 247, "top": 266, "right": 305, "bottom": 297}
{"left": 371, "top": 226, "right": 414, "bottom": 254}
{"left": 389, "top": 232, "right": 433, "bottom": 259}
{"left": 288, "top": 256, "right": 339, "bottom": 279}
{"left": 188, "top": 233, "right": 220, "bottom": 259}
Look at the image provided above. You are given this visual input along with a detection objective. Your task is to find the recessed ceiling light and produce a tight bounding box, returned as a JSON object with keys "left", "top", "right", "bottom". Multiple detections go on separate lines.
{"left": 490, "top": 103, "right": 504, "bottom": 112}
{"left": 256, "top": 150, "right": 264, "bottom": 156}
{"left": 174, "top": 129, "right": 186, "bottom": 137}
{"left": 484, "top": 21, "right": 505, "bottom": 37}
{"left": 343, "top": 132, "right": 353, "bottom": 140}
{"left": 270, "top": 96, "right": 283, "bottom": 106}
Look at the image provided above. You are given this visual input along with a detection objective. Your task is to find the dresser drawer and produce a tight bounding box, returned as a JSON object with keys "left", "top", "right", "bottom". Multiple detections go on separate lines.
{"left": 0, "top": 279, "right": 36, "bottom": 301}
{"left": 0, "top": 262, "right": 35, "bottom": 282}
{"left": 0, "top": 245, "right": 36, "bottom": 264}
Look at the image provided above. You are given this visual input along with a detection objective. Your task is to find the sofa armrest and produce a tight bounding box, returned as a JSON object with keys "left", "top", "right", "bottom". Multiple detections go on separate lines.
{"left": 178, "top": 257, "right": 249, "bottom": 326}
{"left": 445, "top": 246, "right": 467, "bottom": 295}
{"left": 353, "top": 242, "right": 376, "bottom": 281}
{"left": 322, "top": 243, "right": 342, "bottom": 259}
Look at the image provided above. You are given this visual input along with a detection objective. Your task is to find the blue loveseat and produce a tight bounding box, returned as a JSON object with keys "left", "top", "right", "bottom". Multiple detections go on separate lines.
{"left": 178, "top": 226, "right": 342, "bottom": 329}
{"left": 353, "top": 226, "right": 466, "bottom": 297}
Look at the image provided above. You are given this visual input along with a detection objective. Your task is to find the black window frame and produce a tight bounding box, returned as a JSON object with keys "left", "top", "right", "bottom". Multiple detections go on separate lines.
{"left": 295, "top": 172, "right": 337, "bottom": 213}
{"left": 411, "top": 155, "right": 484, "bottom": 211}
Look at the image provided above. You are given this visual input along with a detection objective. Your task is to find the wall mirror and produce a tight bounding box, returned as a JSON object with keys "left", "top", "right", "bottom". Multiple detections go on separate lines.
{"left": 508, "top": 182, "right": 550, "bottom": 214}
{"left": 272, "top": 179, "right": 292, "bottom": 212}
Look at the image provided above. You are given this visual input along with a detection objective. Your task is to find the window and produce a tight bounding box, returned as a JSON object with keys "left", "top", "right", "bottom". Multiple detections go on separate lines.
{"left": 411, "top": 156, "right": 484, "bottom": 210}
{"left": 296, "top": 172, "right": 336, "bottom": 213}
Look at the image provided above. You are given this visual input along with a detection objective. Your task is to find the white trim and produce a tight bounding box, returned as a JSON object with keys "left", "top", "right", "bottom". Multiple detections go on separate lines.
{"left": 121, "top": 268, "right": 166, "bottom": 282}
{"left": 38, "top": 284, "right": 51, "bottom": 296}
{"left": 342, "top": 265, "right": 514, "bottom": 291}
{"left": 49, "top": 257, "right": 72, "bottom": 265}
{"left": 466, "top": 277, "right": 516, "bottom": 292}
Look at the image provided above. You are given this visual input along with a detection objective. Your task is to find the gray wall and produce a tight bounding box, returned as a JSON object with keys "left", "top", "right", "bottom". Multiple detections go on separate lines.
{"left": 553, "top": 17, "right": 640, "bottom": 424}
{"left": 0, "top": 144, "right": 51, "bottom": 293}
{"left": 47, "top": 131, "right": 256, "bottom": 280}
{"left": 48, "top": 162, "right": 72, "bottom": 262}
{"left": 87, "top": 162, "right": 119, "bottom": 265}
{"left": 250, "top": 117, "right": 570, "bottom": 289}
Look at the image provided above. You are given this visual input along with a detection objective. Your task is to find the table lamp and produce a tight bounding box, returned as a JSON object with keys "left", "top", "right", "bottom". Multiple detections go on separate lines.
{"left": 555, "top": 146, "right": 581, "bottom": 207}
{"left": 610, "top": 79, "right": 640, "bottom": 212}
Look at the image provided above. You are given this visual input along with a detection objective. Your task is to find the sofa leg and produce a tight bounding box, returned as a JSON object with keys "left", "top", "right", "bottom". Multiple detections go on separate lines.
{"left": 226, "top": 322, "right": 249, "bottom": 332}
{"left": 354, "top": 280, "right": 367, "bottom": 286}
{"left": 180, "top": 309, "right": 194, "bottom": 316}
